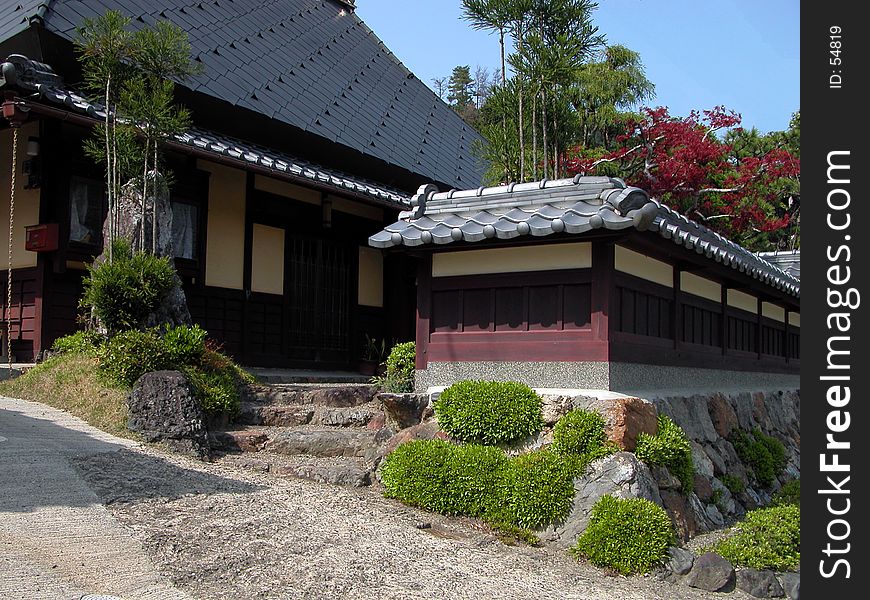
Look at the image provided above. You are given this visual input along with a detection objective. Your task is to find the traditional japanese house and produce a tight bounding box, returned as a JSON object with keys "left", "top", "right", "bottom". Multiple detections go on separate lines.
{"left": 0, "top": 0, "right": 485, "bottom": 364}
{"left": 369, "top": 177, "right": 800, "bottom": 393}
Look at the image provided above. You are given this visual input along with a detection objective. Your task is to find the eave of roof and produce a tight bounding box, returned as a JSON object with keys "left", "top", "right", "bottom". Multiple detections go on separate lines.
{"left": 0, "top": 0, "right": 486, "bottom": 189}
{"left": 369, "top": 176, "right": 800, "bottom": 298}
{"left": 3, "top": 68, "right": 410, "bottom": 208}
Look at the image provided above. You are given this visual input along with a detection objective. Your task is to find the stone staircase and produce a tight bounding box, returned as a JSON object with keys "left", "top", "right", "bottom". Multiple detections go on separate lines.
{"left": 210, "top": 382, "right": 396, "bottom": 487}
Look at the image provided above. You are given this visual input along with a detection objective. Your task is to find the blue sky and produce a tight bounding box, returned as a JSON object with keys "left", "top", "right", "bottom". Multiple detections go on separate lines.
{"left": 355, "top": 0, "right": 799, "bottom": 134}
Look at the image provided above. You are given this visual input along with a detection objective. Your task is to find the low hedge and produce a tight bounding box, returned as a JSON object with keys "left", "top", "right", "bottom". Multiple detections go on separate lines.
{"left": 497, "top": 449, "right": 577, "bottom": 530}
{"left": 434, "top": 380, "right": 543, "bottom": 445}
{"left": 712, "top": 504, "right": 800, "bottom": 571}
{"left": 572, "top": 495, "right": 675, "bottom": 575}
{"left": 634, "top": 414, "right": 695, "bottom": 494}
{"left": 381, "top": 440, "right": 576, "bottom": 533}
{"left": 380, "top": 439, "right": 506, "bottom": 517}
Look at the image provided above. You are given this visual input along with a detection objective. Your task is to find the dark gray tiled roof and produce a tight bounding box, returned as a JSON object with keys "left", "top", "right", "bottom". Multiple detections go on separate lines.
{"left": 0, "top": 0, "right": 485, "bottom": 189}
{"left": 2, "top": 54, "right": 409, "bottom": 206}
{"left": 369, "top": 177, "right": 800, "bottom": 298}
{"left": 757, "top": 250, "right": 800, "bottom": 280}
{"left": 0, "top": 0, "right": 47, "bottom": 43}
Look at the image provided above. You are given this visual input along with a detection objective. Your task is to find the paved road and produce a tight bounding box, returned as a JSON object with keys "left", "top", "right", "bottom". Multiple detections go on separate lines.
{"left": 0, "top": 396, "right": 190, "bottom": 600}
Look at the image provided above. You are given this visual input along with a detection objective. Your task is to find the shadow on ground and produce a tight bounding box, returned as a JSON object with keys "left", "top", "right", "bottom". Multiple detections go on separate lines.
{"left": 0, "top": 405, "right": 263, "bottom": 511}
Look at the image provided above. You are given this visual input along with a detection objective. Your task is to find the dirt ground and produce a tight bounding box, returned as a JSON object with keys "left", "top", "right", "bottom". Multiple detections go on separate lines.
{"left": 72, "top": 446, "right": 758, "bottom": 600}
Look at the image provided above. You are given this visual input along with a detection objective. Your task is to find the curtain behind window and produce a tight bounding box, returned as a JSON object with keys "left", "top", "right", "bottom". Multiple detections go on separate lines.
{"left": 172, "top": 202, "right": 197, "bottom": 259}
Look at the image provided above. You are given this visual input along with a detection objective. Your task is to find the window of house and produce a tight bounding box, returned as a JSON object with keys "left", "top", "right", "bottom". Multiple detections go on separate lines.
{"left": 69, "top": 177, "right": 104, "bottom": 245}
{"left": 172, "top": 201, "right": 198, "bottom": 260}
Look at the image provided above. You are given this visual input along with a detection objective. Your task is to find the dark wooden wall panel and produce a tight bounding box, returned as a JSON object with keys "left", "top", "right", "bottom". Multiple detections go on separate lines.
{"left": 1, "top": 268, "right": 39, "bottom": 361}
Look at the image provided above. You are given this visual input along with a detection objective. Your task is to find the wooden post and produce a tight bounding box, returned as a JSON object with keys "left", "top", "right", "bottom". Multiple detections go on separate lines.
{"left": 415, "top": 254, "right": 431, "bottom": 370}
{"left": 591, "top": 241, "right": 614, "bottom": 345}
{"left": 673, "top": 266, "right": 682, "bottom": 350}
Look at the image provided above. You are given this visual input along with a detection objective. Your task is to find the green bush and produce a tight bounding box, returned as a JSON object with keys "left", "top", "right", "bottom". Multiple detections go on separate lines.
{"left": 497, "top": 449, "right": 576, "bottom": 529}
{"left": 712, "top": 504, "right": 800, "bottom": 571}
{"left": 99, "top": 329, "right": 170, "bottom": 387}
{"left": 375, "top": 341, "right": 416, "bottom": 393}
{"left": 80, "top": 239, "right": 176, "bottom": 333}
{"left": 772, "top": 479, "right": 800, "bottom": 507}
{"left": 553, "top": 409, "right": 607, "bottom": 456}
{"left": 162, "top": 324, "right": 207, "bottom": 365}
{"left": 181, "top": 364, "right": 242, "bottom": 414}
{"left": 573, "top": 495, "right": 675, "bottom": 575}
{"left": 730, "top": 429, "right": 787, "bottom": 487}
{"left": 634, "top": 415, "right": 695, "bottom": 494}
{"left": 52, "top": 330, "right": 105, "bottom": 356}
{"left": 380, "top": 439, "right": 506, "bottom": 517}
{"left": 720, "top": 473, "right": 746, "bottom": 495}
{"left": 435, "top": 380, "right": 543, "bottom": 445}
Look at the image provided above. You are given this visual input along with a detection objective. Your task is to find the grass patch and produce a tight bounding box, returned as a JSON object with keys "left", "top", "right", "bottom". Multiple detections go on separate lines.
{"left": 0, "top": 354, "right": 133, "bottom": 438}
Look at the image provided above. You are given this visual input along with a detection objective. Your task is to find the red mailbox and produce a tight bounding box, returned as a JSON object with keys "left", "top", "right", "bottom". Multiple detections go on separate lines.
{"left": 25, "top": 223, "right": 59, "bottom": 252}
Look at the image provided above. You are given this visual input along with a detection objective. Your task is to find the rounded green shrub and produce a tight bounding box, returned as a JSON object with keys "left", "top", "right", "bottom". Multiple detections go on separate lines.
{"left": 720, "top": 473, "right": 746, "bottom": 495}
{"left": 713, "top": 504, "right": 800, "bottom": 571}
{"left": 434, "top": 380, "right": 543, "bottom": 445}
{"left": 730, "top": 428, "right": 787, "bottom": 487}
{"left": 381, "top": 439, "right": 506, "bottom": 516}
{"left": 553, "top": 409, "right": 607, "bottom": 456}
{"left": 98, "top": 329, "right": 170, "bottom": 387}
{"left": 498, "top": 449, "right": 576, "bottom": 529}
{"left": 572, "top": 495, "right": 675, "bottom": 575}
{"left": 772, "top": 478, "right": 800, "bottom": 507}
{"left": 80, "top": 239, "right": 175, "bottom": 334}
{"left": 163, "top": 324, "right": 207, "bottom": 365}
{"left": 52, "top": 330, "right": 105, "bottom": 356}
{"left": 373, "top": 341, "right": 416, "bottom": 393}
{"left": 634, "top": 414, "right": 694, "bottom": 494}
{"left": 386, "top": 341, "right": 415, "bottom": 381}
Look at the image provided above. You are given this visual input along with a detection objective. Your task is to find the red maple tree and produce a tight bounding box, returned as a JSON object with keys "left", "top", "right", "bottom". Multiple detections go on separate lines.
{"left": 565, "top": 106, "right": 800, "bottom": 249}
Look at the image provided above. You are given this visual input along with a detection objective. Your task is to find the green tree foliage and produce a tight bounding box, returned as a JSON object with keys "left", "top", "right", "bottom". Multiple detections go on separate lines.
{"left": 447, "top": 65, "right": 475, "bottom": 109}
{"left": 76, "top": 11, "right": 201, "bottom": 257}
{"left": 572, "top": 44, "right": 655, "bottom": 148}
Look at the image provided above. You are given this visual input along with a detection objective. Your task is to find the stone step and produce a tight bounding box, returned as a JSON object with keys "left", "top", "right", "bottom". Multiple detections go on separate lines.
{"left": 242, "top": 384, "right": 378, "bottom": 408}
{"left": 265, "top": 427, "right": 391, "bottom": 459}
{"left": 210, "top": 428, "right": 271, "bottom": 453}
{"left": 237, "top": 403, "right": 315, "bottom": 427}
{"left": 219, "top": 452, "right": 373, "bottom": 487}
{"left": 247, "top": 368, "right": 371, "bottom": 385}
{"left": 237, "top": 402, "right": 386, "bottom": 428}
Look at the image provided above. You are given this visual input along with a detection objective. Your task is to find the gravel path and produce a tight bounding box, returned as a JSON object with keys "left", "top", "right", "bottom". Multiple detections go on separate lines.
{"left": 2, "top": 395, "right": 755, "bottom": 599}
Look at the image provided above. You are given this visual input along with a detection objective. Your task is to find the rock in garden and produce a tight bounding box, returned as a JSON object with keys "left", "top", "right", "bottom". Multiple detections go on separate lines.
{"left": 684, "top": 552, "right": 735, "bottom": 592}
{"left": 707, "top": 393, "right": 739, "bottom": 438}
{"left": 266, "top": 429, "right": 382, "bottom": 459}
{"left": 780, "top": 572, "right": 800, "bottom": 600}
{"left": 539, "top": 452, "right": 662, "bottom": 548}
{"left": 273, "top": 458, "right": 372, "bottom": 487}
{"left": 736, "top": 568, "right": 785, "bottom": 598}
{"left": 660, "top": 489, "right": 700, "bottom": 541}
{"left": 693, "top": 474, "right": 713, "bottom": 502}
{"left": 304, "top": 385, "right": 378, "bottom": 407}
{"left": 651, "top": 395, "right": 718, "bottom": 443}
{"left": 210, "top": 429, "right": 269, "bottom": 452}
{"left": 539, "top": 394, "right": 575, "bottom": 425}
{"left": 128, "top": 370, "right": 209, "bottom": 459}
{"left": 666, "top": 546, "right": 695, "bottom": 576}
{"left": 378, "top": 392, "right": 429, "bottom": 429}
{"left": 571, "top": 395, "right": 658, "bottom": 451}
{"left": 380, "top": 419, "right": 443, "bottom": 456}
{"left": 691, "top": 440, "right": 715, "bottom": 479}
